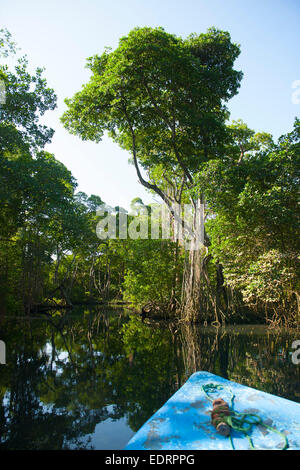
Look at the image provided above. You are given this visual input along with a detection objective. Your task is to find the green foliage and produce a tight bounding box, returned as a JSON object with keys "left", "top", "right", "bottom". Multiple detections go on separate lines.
{"left": 0, "top": 32, "right": 107, "bottom": 313}
{"left": 123, "top": 239, "right": 183, "bottom": 310}
{"left": 61, "top": 26, "right": 242, "bottom": 210}
{"left": 0, "top": 54, "right": 57, "bottom": 153}
{"left": 195, "top": 119, "right": 300, "bottom": 320}
{"left": 0, "top": 28, "right": 298, "bottom": 323}
{"left": 0, "top": 28, "right": 18, "bottom": 58}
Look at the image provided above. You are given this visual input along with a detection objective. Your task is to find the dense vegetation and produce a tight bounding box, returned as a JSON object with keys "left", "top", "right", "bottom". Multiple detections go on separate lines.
{"left": 0, "top": 28, "right": 299, "bottom": 325}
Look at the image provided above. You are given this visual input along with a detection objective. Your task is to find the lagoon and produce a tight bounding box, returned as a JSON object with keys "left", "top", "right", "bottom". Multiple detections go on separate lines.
{"left": 0, "top": 307, "right": 299, "bottom": 450}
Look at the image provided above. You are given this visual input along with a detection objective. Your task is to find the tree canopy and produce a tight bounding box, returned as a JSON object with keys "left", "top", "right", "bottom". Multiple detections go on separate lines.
{"left": 61, "top": 26, "right": 242, "bottom": 207}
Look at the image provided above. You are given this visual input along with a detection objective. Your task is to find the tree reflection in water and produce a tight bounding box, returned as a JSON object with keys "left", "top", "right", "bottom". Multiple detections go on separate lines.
{"left": 0, "top": 308, "right": 299, "bottom": 449}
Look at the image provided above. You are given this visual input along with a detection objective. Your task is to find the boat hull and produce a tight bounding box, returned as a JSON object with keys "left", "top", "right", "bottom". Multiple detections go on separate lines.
{"left": 124, "top": 371, "right": 300, "bottom": 450}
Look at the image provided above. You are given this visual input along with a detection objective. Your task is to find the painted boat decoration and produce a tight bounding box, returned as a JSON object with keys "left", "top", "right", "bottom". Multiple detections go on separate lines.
{"left": 124, "top": 371, "right": 300, "bottom": 450}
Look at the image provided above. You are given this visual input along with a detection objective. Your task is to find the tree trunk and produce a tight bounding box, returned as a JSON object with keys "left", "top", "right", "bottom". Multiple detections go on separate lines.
{"left": 180, "top": 197, "right": 219, "bottom": 323}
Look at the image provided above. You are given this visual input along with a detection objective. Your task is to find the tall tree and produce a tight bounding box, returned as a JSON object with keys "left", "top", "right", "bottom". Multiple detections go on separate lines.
{"left": 61, "top": 26, "right": 243, "bottom": 320}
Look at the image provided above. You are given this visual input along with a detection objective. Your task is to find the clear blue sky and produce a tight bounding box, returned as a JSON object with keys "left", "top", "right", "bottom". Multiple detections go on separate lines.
{"left": 1, "top": 0, "right": 299, "bottom": 209}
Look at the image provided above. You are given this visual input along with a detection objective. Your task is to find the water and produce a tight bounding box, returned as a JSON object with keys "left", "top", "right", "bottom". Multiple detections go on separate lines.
{"left": 0, "top": 307, "right": 299, "bottom": 450}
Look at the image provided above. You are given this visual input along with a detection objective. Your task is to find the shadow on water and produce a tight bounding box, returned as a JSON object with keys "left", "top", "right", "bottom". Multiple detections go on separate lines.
{"left": 0, "top": 307, "right": 299, "bottom": 449}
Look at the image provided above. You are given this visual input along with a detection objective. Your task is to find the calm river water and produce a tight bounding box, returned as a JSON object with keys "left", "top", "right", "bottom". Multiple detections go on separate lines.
{"left": 0, "top": 307, "right": 299, "bottom": 449}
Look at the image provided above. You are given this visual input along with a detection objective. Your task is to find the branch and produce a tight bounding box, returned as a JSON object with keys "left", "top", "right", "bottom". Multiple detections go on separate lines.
{"left": 121, "top": 98, "right": 196, "bottom": 239}
{"left": 121, "top": 100, "right": 173, "bottom": 207}
{"left": 142, "top": 76, "right": 194, "bottom": 184}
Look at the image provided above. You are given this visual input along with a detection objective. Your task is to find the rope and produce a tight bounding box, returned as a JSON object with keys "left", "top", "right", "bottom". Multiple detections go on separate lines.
{"left": 201, "top": 382, "right": 289, "bottom": 450}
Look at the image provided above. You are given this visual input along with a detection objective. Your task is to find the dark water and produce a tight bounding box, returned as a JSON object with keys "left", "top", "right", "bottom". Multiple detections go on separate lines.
{"left": 0, "top": 307, "right": 299, "bottom": 450}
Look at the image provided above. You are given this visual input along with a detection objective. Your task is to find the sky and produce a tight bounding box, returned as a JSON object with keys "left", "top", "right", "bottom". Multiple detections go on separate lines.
{"left": 1, "top": 0, "right": 299, "bottom": 210}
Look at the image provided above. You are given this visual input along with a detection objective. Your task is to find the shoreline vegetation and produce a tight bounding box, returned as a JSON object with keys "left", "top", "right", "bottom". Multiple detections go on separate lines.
{"left": 24, "top": 301, "right": 299, "bottom": 329}
{"left": 0, "top": 27, "right": 299, "bottom": 327}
